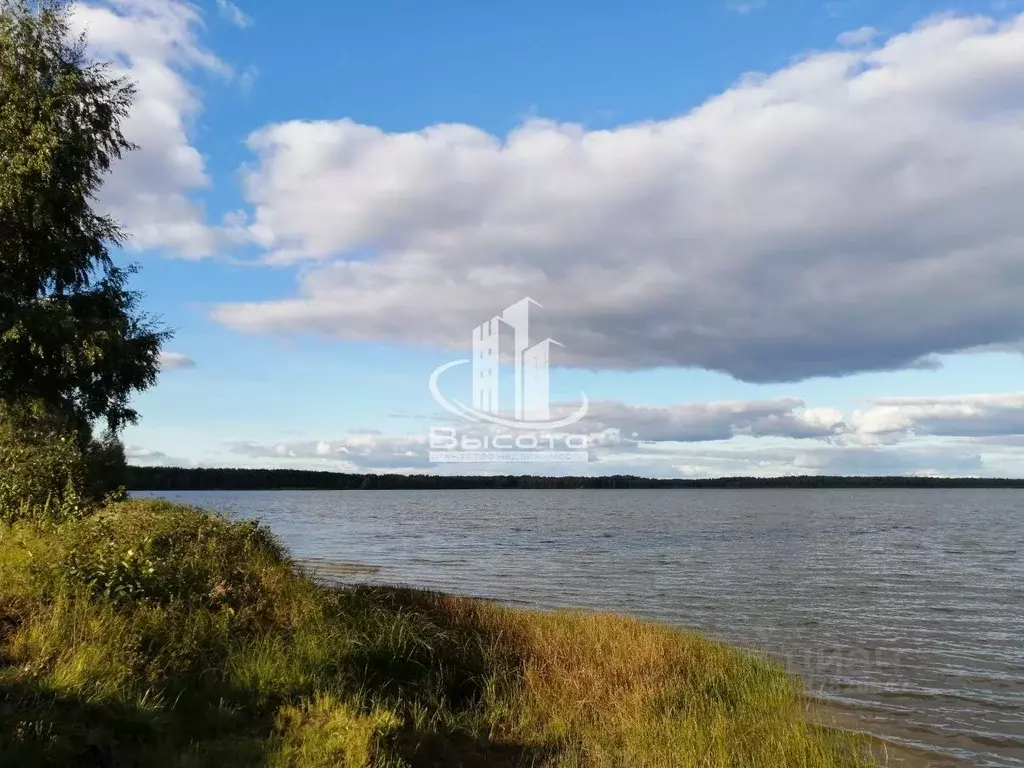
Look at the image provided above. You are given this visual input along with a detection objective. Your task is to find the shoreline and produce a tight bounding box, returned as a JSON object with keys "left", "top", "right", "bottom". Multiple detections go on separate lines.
{"left": 2, "top": 498, "right": 884, "bottom": 766}
{"left": 296, "top": 556, "right": 973, "bottom": 768}
{"left": 807, "top": 703, "right": 969, "bottom": 768}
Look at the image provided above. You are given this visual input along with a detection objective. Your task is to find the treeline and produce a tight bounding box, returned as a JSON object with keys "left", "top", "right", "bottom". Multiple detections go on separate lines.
{"left": 126, "top": 466, "right": 1024, "bottom": 491}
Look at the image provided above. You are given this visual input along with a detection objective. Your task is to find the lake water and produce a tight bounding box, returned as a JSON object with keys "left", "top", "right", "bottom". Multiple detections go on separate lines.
{"left": 138, "top": 489, "right": 1024, "bottom": 767}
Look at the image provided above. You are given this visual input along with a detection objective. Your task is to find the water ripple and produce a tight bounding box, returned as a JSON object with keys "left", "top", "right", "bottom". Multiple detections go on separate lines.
{"left": 139, "top": 488, "right": 1024, "bottom": 768}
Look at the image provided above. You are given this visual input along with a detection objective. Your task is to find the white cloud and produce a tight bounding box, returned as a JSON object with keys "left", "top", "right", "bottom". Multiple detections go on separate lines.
{"left": 231, "top": 432, "right": 433, "bottom": 471}
{"left": 158, "top": 351, "right": 197, "bottom": 370}
{"left": 727, "top": 0, "right": 767, "bottom": 14}
{"left": 837, "top": 26, "right": 878, "bottom": 46}
{"left": 852, "top": 393, "right": 1024, "bottom": 439}
{"left": 224, "top": 431, "right": 998, "bottom": 478}
{"left": 218, "top": 391, "right": 1024, "bottom": 476}
{"left": 227, "top": 398, "right": 848, "bottom": 473}
{"left": 659, "top": 442, "right": 987, "bottom": 478}
{"left": 216, "top": 0, "right": 252, "bottom": 28}
{"left": 71, "top": 0, "right": 225, "bottom": 258}
{"left": 125, "top": 445, "right": 192, "bottom": 466}
{"left": 214, "top": 13, "right": 1024, "bottom": 383}
{"left": 573, "top": 399, "right": 846, "bottom": 442}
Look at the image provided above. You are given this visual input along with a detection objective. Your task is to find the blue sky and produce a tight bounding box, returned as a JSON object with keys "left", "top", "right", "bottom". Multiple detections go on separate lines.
{"left": 74, "top": 0, "right": 1024, "bottom": 476}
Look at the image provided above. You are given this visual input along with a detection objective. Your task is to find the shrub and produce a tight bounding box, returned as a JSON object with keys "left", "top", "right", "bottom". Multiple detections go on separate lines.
{"left": 0, "top": 403, "right": 88, "bottom": 524}
{"left": 0, "top": 402, "right": 133, "bottom": 523}
{"left": 55, "top": 501, "right": 291, "bottom": 613}
{"left": 84, "top": 433, "right": 129, "bottom": 503}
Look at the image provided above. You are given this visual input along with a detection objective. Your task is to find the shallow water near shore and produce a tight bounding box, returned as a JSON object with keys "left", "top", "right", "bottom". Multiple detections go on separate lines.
{"left": 136, "top": 488, "right": 1024, "bottom": 767}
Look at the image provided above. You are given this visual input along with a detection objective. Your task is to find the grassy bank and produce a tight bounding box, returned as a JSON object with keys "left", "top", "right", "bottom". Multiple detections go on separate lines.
{"left": 0, "top": 500, "right": 880, "bottom": 767}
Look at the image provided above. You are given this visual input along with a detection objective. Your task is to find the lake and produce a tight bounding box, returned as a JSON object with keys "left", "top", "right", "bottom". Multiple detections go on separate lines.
{"left": 137, "top": 489, "right": 1024, "bottom": 767}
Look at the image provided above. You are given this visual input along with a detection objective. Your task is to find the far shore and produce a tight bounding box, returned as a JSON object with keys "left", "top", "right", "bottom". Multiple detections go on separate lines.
{"left": 127, "top": 466, "right": 1024, "bottom": 491}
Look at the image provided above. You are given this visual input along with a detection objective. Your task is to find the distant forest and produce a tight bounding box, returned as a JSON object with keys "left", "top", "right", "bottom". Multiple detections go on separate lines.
{"left": 126, "top": 467, "right": 1024, "bottom": 491}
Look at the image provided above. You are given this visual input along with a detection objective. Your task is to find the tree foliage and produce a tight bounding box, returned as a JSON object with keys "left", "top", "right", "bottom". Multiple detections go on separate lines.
{"left": 0, "top": 0, "right": 168, "bottom": 435}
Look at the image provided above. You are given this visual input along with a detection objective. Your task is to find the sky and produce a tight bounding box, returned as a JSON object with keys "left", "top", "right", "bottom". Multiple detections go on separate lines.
{"left": 72, "top": 0, "right": 1024, "bottom": 477}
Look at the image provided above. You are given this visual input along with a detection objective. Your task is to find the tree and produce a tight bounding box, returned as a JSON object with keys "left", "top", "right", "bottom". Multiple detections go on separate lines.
{"left": 0, "top": 0, "right": 168, "bottom": 441}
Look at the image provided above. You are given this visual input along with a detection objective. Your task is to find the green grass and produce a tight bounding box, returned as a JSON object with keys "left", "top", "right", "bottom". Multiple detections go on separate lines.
{"left": 0, "top": 499, "right": 883, "bottom": 767}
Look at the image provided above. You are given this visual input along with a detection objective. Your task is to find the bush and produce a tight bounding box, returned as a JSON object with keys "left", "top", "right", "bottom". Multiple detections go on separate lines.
{"left": 0, "top": 402, "right": 131, "bottom": 524}
{"left": 0, "top": 403, "right": 88, "bottom": 524}
{"left": 56, "top": 501, "right": 289, "bottom": 611}
{"left": 84, "top": 433, "right": 129, "bottom": 503}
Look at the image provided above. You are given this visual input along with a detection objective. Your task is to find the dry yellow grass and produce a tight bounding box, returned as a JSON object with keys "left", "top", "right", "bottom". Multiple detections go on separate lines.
{"left": 0, "top": 500, "right": 881, "bottom": 767}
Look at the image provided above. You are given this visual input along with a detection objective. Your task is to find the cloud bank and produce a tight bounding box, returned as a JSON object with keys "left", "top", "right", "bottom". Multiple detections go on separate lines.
{"left": 209, "top": 13, "right": 1024, "bottom": 384}
{"left": 189, "top": 392, "right": 1024, "bottom": 477}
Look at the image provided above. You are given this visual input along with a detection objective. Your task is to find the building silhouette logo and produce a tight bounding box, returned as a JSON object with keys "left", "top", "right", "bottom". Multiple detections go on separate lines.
{"left": 429, "top": 297, "right": 588, "bottom": 430}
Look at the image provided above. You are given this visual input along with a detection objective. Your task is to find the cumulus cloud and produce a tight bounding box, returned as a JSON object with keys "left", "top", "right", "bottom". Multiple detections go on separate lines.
{"left": 837, "top": 26, "right": 878, "bottom": 46}
{"left": 225, "top": 397, "right": 847, "bottom": 472}
{"left": 158, "top": 352, "right": 197, "bottom": 370}
{"left": 852, "top": 393, "right": 1024, "bottom": 440}
{"left": 224, "top": 431, "right": 996, "bottom": 478}
{"left": 71, "top": 0, "right": 224, "bottom": 257}
{"left": 215, "top": 0, "right": 252, "bottom": 28}
{"left": 213, "top": 13, "right": 1024, "bottom": 383}
{"left": 230, "top": 433, "right": 433, "bottom": 471}
{"left": 573, "top": 399, "right": 846, "bottom": 442}
{"left": 125, "top": 445, "right": 189, "bottom": 466}
{"left": 655, "top": 443, "right": 987, "bottom": 478}
{"left": 222, "top": 398, "right": 848, "bottom": 472}
{"left": 218, "top": 390, "right": 1024, "bottom": 476}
